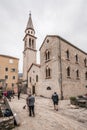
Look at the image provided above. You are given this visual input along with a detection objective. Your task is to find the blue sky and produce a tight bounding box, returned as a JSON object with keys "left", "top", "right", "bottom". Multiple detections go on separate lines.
{"left": 0, "top": 0, "right": 87, "bottom": 72}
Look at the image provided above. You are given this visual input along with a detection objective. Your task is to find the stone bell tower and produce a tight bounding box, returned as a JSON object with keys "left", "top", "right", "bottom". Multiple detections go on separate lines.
{"left": 23, "top": 13, "right": 37, "bottom": 81}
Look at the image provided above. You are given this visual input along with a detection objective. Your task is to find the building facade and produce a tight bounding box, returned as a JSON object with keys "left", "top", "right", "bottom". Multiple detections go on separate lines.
{"left": 27, "top": 63, "right": 40, "bottom": 95}
{"left": 39, "top": 36, "right": 87, "bottom": 99}
{"left": 23, "top": 14, "right": 87, "bottom": 99}
{"left": 0, "top": 55, "right": 19, "bottom": 92}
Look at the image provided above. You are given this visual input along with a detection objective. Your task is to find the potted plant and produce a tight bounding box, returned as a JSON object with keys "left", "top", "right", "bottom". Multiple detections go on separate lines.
{"left": 70, "top": 96, "right": 77, "bottom": 105}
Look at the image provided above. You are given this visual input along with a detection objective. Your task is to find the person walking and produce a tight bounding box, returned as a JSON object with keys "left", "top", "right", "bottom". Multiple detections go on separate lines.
{"left": 27, "top": 94, "right": 35, "bottom": 117}
{"left": 52, "top": 92, "right": 59, "bottom": 111}
{"left": 17, "top": 83, "right": 21, "bottom": 100}
{"left": 18, "top": 90, "right": 21, "bottom": 100}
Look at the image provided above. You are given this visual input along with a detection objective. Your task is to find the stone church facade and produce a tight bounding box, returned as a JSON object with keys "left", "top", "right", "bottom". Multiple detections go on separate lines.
{"left": 23, "top": 14, "right": 87, "bottom": 99}
{"left": 39, "top": 36, "right": 87, "bottom": 99}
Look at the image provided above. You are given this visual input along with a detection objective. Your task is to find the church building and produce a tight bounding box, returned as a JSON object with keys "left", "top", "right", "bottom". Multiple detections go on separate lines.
{"left": 23, "top": 14, "right": 87, "bottom": 99}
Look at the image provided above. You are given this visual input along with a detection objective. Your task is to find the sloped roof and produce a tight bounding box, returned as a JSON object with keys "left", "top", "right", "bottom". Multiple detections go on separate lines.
{"left": 0, "top": 54, "right": 19, "bottom": 60}
{"left": 39, "top": 35, "right": 87, "bottom": 55}
{"left": 26, "top": 13, "right": 34, "bottom": 31}
{"left": 27, "top": 63, "right": 40, "bottom": 73}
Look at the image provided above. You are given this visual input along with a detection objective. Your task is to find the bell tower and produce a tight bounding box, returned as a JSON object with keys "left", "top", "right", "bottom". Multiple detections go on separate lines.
{"left": 23, "top": 13, "right": 37, "bottom": 81}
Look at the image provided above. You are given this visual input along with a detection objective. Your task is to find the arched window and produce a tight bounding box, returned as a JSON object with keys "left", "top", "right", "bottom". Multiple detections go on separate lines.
{"left": 46, "top": 66, "right": 51, "bottom": 78}
{"left": 66, "top": 50, "right": 69, "bottom": 59}
{"left": 46, "top": 67, "right": 48, "bottom": 77}
{"left": 36, "top": 75, "right": 38, "bottom": 82}
{"left": 32, "top": 39, "right": 34, "bottom": 49}
{"left": 66, "top": 67, "right": 70, "bottom": 77}
{"left": 75, "top": 54, "right": 79, "bottom": 63}
{"left": 76, "top": 69, "right": 79, "bottom": 78}
{"left": 45, "top": 50, "right": 50, "bottom": 61}
{"left": 29, "top": 38, "right": 31, "bottom": 48}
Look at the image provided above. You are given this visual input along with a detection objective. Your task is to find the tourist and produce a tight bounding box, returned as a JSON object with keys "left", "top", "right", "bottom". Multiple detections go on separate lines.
{"left": 27, "top": 94, "right": 35, "bottom": 117}
{"left": 52, "top": 92, "right": 59, "bottom": 111}
{"left": 18, "top": 90, "right": 21, "bottom": 100}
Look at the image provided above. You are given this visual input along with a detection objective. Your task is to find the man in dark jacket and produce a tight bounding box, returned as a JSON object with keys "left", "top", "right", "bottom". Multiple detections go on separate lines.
{"left": 52, "top": 92, "right": 59, "bottom": 111}
{"left": 27, "top": 94, "right": 35, "bottom": 117}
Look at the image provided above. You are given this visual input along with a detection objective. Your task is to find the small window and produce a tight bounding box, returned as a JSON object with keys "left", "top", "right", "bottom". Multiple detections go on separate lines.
{"left": 13, "top": 76, "right": 15, "bottom": 79}
{"left": 47, "top": 86, "right": 51, "bottom": 90}
{"left": 12, "top": 83, "right": 14, "bottom": 87}
{"left": 66, "top": 67, "right": 70, "bottom": 77}
{"left": 66, "top": 50, "right": 69, "bottom": 60}
{"left": 47, "top": 39, "right": 49, "bottom": 43}
{"left": 5, "top": 75, "right": 8, "bottom": 79}
{"left": 5, "top": 68, "right": 8, "bottom": 71}
{"left": 30, "top": 77, "right": 31, "bottom": 83}
{"left": 75, "top": 54, "right": 79, "bottom": 63}
{"left": 36, "top": 75, "right": 38, "bottom": 82}
{"left": 11, "top": 68, "right": 15, "bottom": 72}
{"left": 76, "top": 69, "right": 79, "bottom": 79}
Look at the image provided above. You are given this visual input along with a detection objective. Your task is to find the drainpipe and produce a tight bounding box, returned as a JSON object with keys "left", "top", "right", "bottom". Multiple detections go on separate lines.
{"left": 59, "top": 38, "right": 63, "bottom": 100}
{"left": 27, "top": 70, "right": 28, "bottom": 87}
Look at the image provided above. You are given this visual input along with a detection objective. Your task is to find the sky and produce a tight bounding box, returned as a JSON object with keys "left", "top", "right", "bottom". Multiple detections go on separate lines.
{"left": 0, "top": 0, "right": 87, "bottom": 73}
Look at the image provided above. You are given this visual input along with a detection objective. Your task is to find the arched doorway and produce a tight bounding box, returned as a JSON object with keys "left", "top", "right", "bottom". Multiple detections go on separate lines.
{"left": 32, "top": 86, "right": 35, "bottom": 94}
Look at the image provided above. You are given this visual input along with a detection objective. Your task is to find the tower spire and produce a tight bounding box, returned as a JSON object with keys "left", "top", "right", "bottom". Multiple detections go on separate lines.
{"left": 26, "top": 12, "right": 34, "bottom": 31}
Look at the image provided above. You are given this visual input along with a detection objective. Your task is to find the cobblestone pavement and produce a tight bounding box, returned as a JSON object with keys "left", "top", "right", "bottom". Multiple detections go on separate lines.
{"left": 9, "top": 94, "right": 87, "bottom": 130}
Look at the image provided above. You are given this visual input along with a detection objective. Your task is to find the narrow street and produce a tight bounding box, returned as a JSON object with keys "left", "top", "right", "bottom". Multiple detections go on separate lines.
{"left": 9, "top": 94, "right": 87, "bottom": 130}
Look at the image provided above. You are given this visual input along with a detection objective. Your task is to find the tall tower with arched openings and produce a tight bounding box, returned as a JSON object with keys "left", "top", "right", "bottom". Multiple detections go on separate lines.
{"left": 23, "top": 13, "right": 37, "bottom": 81}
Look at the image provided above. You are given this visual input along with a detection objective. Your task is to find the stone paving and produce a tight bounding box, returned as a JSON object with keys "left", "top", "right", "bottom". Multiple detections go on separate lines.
{"left": 9, "top": 94, "right": 87, "bottom": 130}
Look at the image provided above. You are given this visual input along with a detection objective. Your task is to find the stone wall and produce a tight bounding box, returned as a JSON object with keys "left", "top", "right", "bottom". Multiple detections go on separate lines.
{"left": 0, "top": 116, "right": 14, "bottom": 130}
{"left": 60, "top": 39, "right": 87, "bottom": 98}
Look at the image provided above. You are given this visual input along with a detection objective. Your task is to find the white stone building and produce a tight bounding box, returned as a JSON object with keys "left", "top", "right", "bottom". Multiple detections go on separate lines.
{"left": 27, "top": 63, "right": 40, "bottom": 95}
{"left": 23, "top": 14, "right": 87, "bottom": 99}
